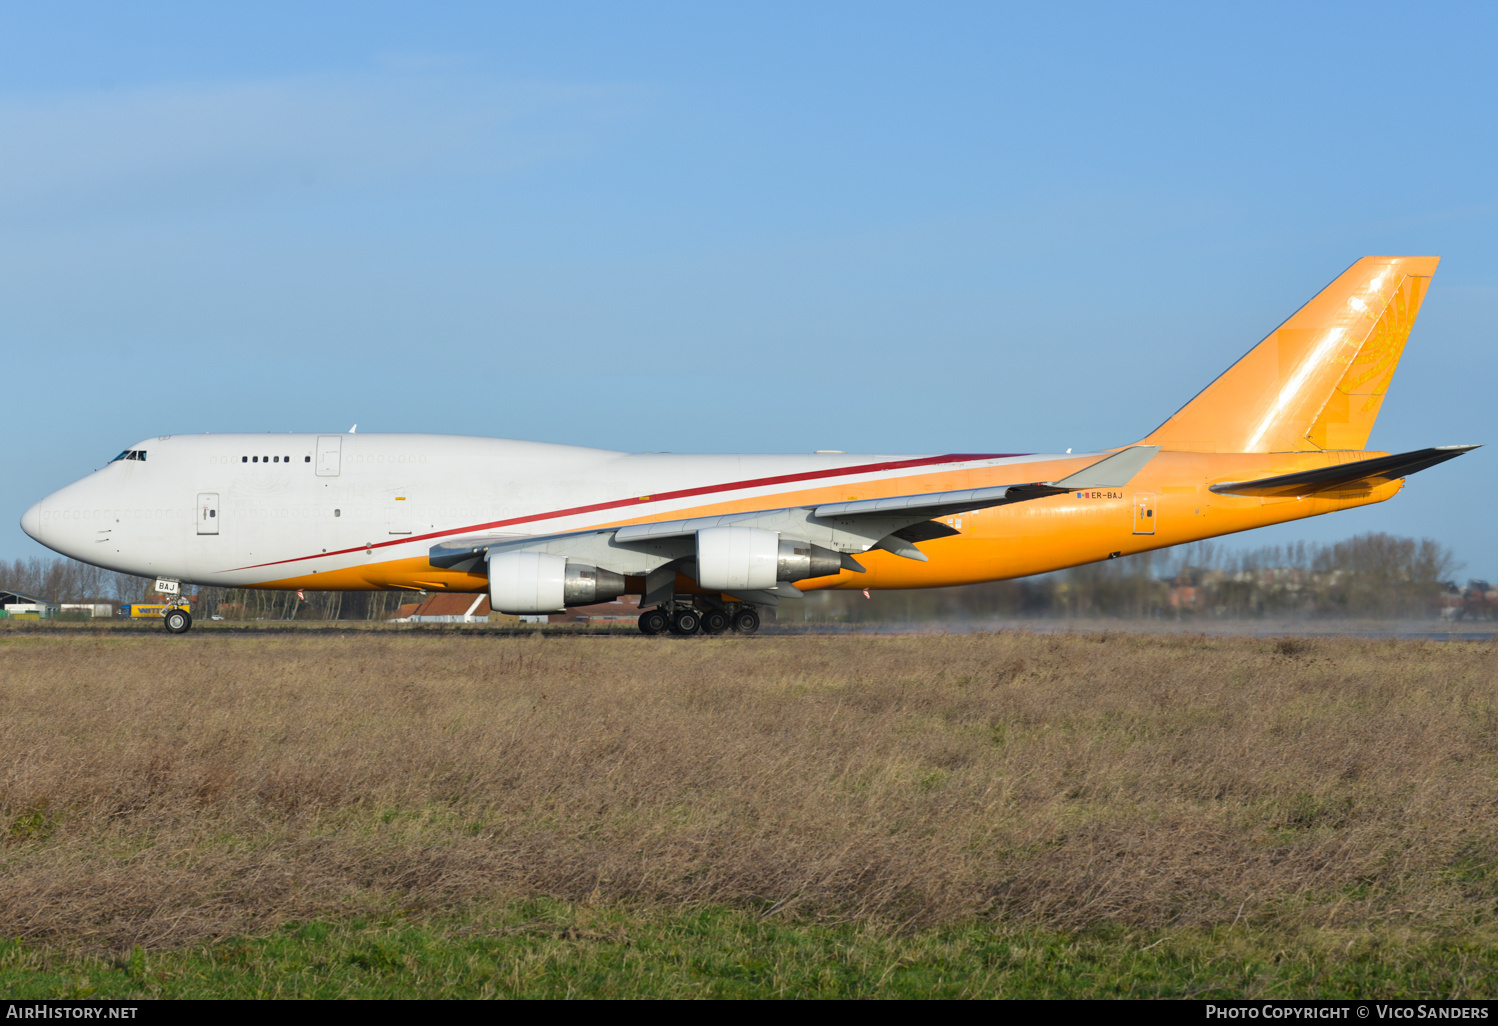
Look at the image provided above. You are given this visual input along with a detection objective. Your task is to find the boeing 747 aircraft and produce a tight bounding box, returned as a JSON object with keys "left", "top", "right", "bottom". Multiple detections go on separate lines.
{"left": 21, "top": 256, "right": 1477, "bottom": 635}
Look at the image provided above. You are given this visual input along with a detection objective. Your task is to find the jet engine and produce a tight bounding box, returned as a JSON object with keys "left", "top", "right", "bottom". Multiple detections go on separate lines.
{"left": 563, "top": 563, "right": 627, "bottom": 606}
{"left": 696, "top": 527, "right": 842, "bottom": 591}
{"left": 775, "top": 537, "right": 844, "bottom": 582}
{"left": 488, "top": 551, "right": 625, "bottom": 613}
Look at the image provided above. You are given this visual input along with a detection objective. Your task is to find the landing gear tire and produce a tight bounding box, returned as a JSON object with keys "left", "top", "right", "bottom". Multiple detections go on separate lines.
{"left": 163, "top": 609, "right": 192, "bottom": 634}
{"left": 731, "top": 608, "right": 760, "bottom": 635}
{"left": 668, "top": 608, "right": 701, "bottom": 635}
{"left": 638, "top": 608, "right": 669, "bottom": 635}
{"left": 700, "top": 608, "right": 730, "bottom": 635}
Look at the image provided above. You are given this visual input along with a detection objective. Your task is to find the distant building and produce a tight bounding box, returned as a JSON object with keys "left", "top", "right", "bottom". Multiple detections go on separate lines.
{"left": 391, "top": 593, "right": 524, "bottom": 625}
{"left": 1, "top": 590, "right": 59, "bottom": 620}
{"left": 407, "top": 593, "right": 491, "bottom": 622}
{"left": 1443, "top": 580, "right": 1498, "bottom": 621}
{"left": 389, "top": 602, "right": 421, "bottom": 622}
{"left": 382, "top": 592, "right": 635, "bottom": 626}
{"left": 60, "top": 603, "right": 115, "bottom": 618}
{"left": 549, "top": 595, "right": 642, "bottom": 624}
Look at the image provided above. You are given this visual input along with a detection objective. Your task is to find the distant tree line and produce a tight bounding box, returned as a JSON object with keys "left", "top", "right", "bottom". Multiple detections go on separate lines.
{"left": 0, "top": 557, "right": 404, "bottom": 621}
{"left": 0, "top": 557, "right": 151, "bottom": 606}
{"left": 199, "top": 587, "right": 406, "bottom": 622}
{"left": 799, "top": 532, "right": 1469, "bottom": 622}
{"left": 1, "top": 532, "right": 1476, "bottom": 623}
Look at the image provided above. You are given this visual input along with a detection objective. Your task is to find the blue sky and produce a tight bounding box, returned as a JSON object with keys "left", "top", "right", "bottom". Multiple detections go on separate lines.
{"left": 4, "top": 2, "right": 1496, "bottom": 578}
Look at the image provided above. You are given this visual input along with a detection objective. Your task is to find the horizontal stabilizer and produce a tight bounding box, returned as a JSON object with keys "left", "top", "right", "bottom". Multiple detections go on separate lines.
{"left": 1208, "top": 445, "right": 1479, "bottom": 498}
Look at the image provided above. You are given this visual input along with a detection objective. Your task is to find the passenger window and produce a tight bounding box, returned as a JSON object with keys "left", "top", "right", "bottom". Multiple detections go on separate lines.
{"left": 334, "top": 509, "right": 341, "bottom": 517}
{"left": 304, "top": 456, "right": 311, "bottom": 462}
{"left": 252, "top": 456, "right": 258, "bottom": 463}
{"left": 273, "top": 456, "right": 280, "bottom": 463}
{"left": 242, "top": 456, "right": 248, "bottom": 463}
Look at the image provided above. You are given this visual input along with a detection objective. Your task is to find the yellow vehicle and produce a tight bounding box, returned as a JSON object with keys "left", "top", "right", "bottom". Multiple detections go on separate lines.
{"left": 119, "top": 602, "right": 191, "bottom": 619}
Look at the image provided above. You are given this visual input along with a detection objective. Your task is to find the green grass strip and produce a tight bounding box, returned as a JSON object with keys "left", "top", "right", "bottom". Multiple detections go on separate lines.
{"left": 4, "top": 901, "right": 1497, "bottom": 999}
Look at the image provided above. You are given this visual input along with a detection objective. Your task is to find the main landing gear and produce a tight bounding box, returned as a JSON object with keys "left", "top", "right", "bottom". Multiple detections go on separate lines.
{"left": 637, "top": 599, "right": 760, "bottom": 636}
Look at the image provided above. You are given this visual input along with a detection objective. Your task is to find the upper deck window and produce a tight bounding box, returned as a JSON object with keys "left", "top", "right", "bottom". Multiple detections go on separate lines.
{"left": 110, "top": 450, "right": 147, "bottom": 462}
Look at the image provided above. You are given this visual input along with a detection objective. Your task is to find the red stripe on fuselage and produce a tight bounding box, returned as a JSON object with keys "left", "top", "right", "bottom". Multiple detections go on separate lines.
{"left": 224, "top": 452, "right": 1019, "bottom": 574}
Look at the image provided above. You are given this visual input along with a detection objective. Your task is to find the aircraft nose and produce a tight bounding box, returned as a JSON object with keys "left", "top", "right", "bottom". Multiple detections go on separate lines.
{"left": 20, "top": 501, "right": 43, "bottom": 542}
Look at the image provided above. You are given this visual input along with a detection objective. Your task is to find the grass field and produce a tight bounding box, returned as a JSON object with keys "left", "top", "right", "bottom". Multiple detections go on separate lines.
{"left": 2, "top": 630, "right": 1496, "bottom": 997}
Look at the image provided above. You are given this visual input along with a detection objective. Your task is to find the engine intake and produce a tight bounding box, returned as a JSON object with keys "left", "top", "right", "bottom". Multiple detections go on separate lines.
{"left": 489, "top": 551, "right": 625, "bottom": 613}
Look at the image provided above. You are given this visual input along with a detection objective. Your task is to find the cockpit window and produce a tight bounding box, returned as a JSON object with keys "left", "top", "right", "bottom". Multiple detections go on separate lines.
{"left": 109, "top": 450, "right": 147, "bottom": 462}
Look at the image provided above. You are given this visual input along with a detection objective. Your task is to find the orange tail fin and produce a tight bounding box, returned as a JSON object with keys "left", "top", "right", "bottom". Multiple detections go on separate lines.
{"left": 1142, "top": 256, "right": 1438, "bottom": 453}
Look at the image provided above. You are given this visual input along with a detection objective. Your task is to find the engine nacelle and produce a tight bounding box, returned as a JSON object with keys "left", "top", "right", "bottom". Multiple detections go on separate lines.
{"left": 697, "top": 527, "right": 778, "bottom": 590}
{"left": 488, "top": 553, "right": 626, "bottom": 613}
{"left": 489, "top": 551, "right": 566, "bottom": 613}
{"left": 697, "top": 527, "right": 843, "bottom": 591}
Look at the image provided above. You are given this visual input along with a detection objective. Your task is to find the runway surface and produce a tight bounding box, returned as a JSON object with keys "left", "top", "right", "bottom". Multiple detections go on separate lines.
{"left": 3, "top": 619, "right": 1494, "bottom": 640}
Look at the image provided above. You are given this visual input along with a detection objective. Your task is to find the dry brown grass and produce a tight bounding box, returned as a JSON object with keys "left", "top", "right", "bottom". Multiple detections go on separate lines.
{"left": 2, "top": 631, "right": 1496, "bottom": 948}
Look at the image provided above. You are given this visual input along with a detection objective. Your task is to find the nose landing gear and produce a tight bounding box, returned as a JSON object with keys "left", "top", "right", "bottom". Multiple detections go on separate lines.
{"left": 152, "top": 578, "right": 194, "bottom": 634}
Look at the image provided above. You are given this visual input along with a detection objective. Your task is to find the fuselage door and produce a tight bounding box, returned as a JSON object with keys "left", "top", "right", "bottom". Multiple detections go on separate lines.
{"left": 388, "top": 489, "right": 412, "bottom": 535}
{"left": 316, "top": 436, "right": 342, "bottom": 477}
{"left": 197, "top": 493, "right": 220, "bottom": 535}
{"left": 1133, "top": 492, "right": 1157, "bottom": 535}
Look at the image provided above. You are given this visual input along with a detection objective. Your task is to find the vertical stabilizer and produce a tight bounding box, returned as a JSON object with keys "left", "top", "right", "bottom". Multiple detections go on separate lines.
{"left": 1141, "top": 256, "right": 1438, "bottom": 452}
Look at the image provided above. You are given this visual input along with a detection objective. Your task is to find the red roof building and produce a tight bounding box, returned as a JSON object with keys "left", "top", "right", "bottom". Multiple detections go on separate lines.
{"left": 399, "top": 594, "right": 494, "bottom": 622}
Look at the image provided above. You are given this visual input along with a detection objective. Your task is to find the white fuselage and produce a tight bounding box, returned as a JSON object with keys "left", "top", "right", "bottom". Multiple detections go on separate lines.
{"left": 21, "top": 433, "right": 1050, "bottom": 588}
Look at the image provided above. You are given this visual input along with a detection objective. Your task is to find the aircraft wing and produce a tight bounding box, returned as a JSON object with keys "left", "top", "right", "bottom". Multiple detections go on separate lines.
{"left": 1208, "top": 445, "right": 1478, "bottom": 498}
{"left": 430, "top": 445, "right": 1161, "bottom": 587}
